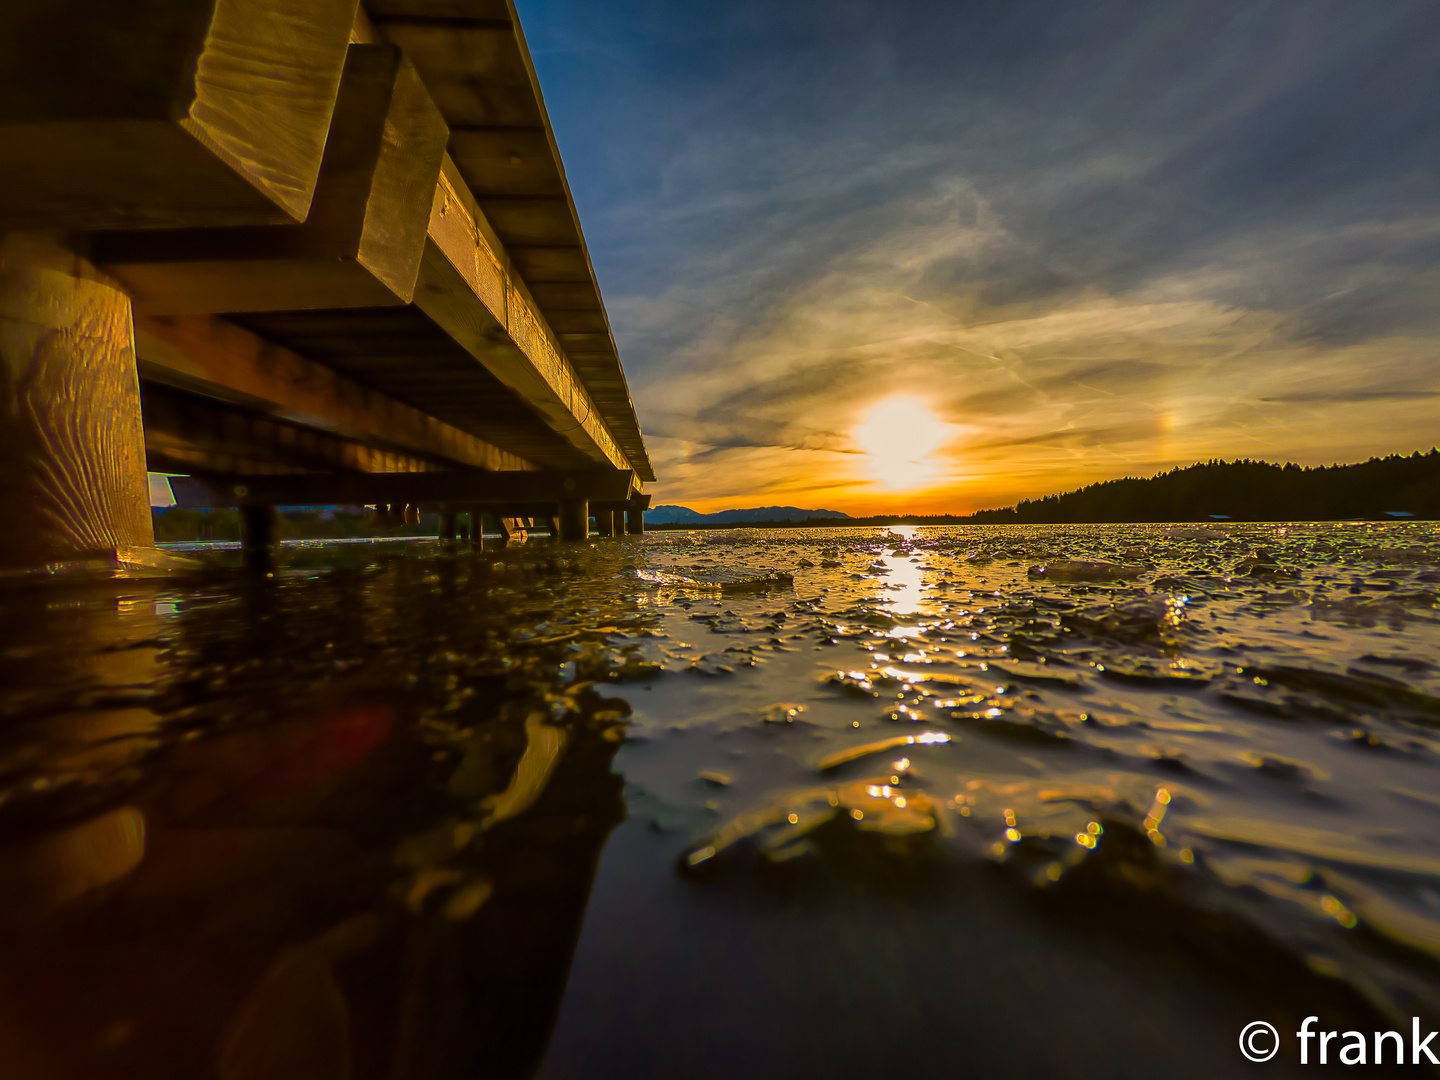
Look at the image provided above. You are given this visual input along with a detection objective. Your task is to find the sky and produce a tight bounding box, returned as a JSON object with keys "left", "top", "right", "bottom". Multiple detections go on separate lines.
{"left": 517, "top": 0, "right": 1440, "bottom": 515}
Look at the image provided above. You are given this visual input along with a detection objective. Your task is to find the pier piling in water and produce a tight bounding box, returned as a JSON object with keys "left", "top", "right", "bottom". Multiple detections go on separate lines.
{"left": 559, "top": 501, "right": 590, "bottom": 541}
{"left": 0, "top": 235, "right": 154, "bottom": 569}
{"left": 238, "top": 505, "right": 279, "bottom": 569}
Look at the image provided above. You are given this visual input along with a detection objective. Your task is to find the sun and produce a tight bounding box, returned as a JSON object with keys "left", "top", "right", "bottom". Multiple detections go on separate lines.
{"left": 852, "top": 396, "right": 954, "bottom": 490}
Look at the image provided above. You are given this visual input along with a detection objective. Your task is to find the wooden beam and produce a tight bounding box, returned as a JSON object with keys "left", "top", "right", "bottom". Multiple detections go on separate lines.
{"left": 169, "top": 469, "right": 638, "bottom": 508}
{"left": 366, "top": 0, "right": 655, "bottom": 483}
{"left": 418, "top": 157, "right": 629, "bottom": 473}
{"left": 96, "top": 46, "right": 449, "bottom": 314}
{"left": 141, "top": 382, "right": 442, "bottom": 477}
{"left": 0, "top": 0, "right": 359, "bottom": 228}
{"left": 134, "top": 313, "right": 530, "bottom": 472}
{"left": 590, "top": 494, "right": 651, "bottom": 515}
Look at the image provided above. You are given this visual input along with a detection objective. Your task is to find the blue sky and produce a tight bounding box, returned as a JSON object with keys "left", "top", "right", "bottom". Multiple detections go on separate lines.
{"left": 518, "top": 0, "right": 1440, "bottom": 512}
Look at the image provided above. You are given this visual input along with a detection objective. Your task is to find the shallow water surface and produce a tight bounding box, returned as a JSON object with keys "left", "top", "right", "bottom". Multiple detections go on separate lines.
{"left": 1, "top": 524, "right": 1438, "bottom": 1078}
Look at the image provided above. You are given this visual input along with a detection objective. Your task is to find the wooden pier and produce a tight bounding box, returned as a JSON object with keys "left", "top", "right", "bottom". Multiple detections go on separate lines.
{"left": 0, "top": 0, "right": 652, "bottom": 569}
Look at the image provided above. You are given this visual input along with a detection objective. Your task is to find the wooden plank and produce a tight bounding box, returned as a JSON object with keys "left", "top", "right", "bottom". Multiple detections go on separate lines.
{"left": 417, "top": 158, "right": 631, "bottom": 472}
{"left": 526, "top": 282, "right": 604, "bottom": 309}
{"left": 590, "top": 493, "right": 652, "bottom": 512}
{"left": 224, "top": 306, "right": 600, "bottom": 470}
{"left": 0, "top": 235, "right": 153, "bottom": 568}
{"left": 477, "top": 197, "right": 576, "bottom": 246}
{"left": 141, "top": 382, "right": 442, "bottom": 477}
{"left": 507, "top": 247, "right": 590, "bottom": 283}
{"left": 374, "top": 19, "right": 538, "bottom": 128}
{"left": 134, "top": 314, "right": 531, "bottom": 472}
{"left": 357, "top": 0, "right": 655, "bottom": 482}
{"left": 0, "top": 0, "right": 359, "bottom": 228}
{"left": 169, "top": 469, "right": 637, "bottom": 508}
{"left": 97, "top": 46, "right": 449, "bottom": 314}
{"left": 541, "top": 309, "right": 610, "bottom": 334}
{"left": 366, "top": 0, "right": 512, "bottom": 20}
{"left": 447, "top": 128, "right": 559, "bottom": 197}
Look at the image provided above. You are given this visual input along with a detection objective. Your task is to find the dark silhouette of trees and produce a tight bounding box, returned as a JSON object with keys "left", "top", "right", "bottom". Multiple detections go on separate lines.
{"left": 965, "top": 449, "right": 1439, "bottom": 524}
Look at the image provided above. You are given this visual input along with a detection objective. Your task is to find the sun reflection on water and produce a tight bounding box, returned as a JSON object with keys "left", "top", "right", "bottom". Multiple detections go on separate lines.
{"left": 880, "top": 527, "right": 928, "bottom": 618}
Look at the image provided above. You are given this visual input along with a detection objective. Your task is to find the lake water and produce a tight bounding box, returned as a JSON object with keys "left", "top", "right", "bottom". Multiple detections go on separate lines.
{"left": 1, "top": 523, "right": 1437, "bottom": 1078}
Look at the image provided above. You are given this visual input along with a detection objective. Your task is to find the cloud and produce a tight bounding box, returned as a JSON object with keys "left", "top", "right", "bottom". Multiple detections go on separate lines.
{"left": 629, "top": 188, "right": 1440, "bottom": 511}
{"left": 522, "top": 0, "right": 1440, "bottom": 511}
{"left": 1261, "top": 390, "right": 1440, "bottom": 404}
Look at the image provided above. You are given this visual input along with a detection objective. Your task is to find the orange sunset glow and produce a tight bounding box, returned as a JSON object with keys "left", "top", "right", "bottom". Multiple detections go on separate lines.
{"left": 540, "top": 2, "right": 1440, "bottom": 519}
{"left": 851, "top": 395, "right": 956, "bottom": 493}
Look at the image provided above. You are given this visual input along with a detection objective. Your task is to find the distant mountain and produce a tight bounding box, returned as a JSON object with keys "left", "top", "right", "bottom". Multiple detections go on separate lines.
{"left": 645, "top": 505, "right": 852, "bottom": 525}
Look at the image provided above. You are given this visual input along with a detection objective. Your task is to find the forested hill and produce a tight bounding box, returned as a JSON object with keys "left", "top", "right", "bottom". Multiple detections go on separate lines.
{"left": 967, "top": 450, "right": 1439, "bottom": 524}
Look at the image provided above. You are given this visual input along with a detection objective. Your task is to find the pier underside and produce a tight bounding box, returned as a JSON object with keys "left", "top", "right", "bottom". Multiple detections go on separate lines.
{"left": 0, "top": 0, "right": 651, "bottom": 569}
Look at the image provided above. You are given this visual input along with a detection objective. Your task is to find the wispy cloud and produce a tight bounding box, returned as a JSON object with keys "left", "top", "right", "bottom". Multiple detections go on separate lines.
{"left": 522, "top": 0, "right": 1440, "bottom": 512}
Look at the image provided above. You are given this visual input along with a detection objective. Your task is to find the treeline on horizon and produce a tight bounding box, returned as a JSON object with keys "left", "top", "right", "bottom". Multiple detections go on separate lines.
{"left": 649, "top": 450, "right": 1440, "bottom": 529}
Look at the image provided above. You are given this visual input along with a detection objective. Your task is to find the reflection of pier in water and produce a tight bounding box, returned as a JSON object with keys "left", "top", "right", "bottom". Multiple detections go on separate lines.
{"left": 0, "top": 0, "right": 653, "bottom": 572}
{"left": 0, "top": 558, "right": 629, "bottom": 1079}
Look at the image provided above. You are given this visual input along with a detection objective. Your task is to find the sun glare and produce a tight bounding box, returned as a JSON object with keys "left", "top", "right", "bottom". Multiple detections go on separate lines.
{"left": 852, "top": 396, "right": 954, "bottom": 491}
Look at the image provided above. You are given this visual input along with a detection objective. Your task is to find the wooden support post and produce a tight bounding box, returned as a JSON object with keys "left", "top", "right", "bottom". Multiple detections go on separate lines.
{"left": 595, "top": 509, "right": 615, "bottom": 537}
{"left": 0, "top": 235, "right": 154, "bottom": 569}
{"left": 558, "top": 500, "right": 589, "bottom": 542}
{"left": 610, "top": 509, "right": 627, "bottom": 536}
{"left": 546, "top": 515, "right": 561, "bottom": 539}
{"left": 626, "top": 507, "right": 645, "bottom": 535}
{"left": 439, "top": 508, "right": 457, "bottom": 541}
{"left": 239, "top": 504, "right": 278, "bottom": 569}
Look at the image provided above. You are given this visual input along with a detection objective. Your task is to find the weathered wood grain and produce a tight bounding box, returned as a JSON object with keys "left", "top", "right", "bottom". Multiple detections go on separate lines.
{"left": 357, "top": 0, "right": 654, "bottom": 481}
{"left": 140, "top": 382, "right": 444, "bottom": 478}
{"left": 98, "top": 46, "right": 449, "bottom": 313}
{"left": 134, "top": 314, "right": 528, "bottom": 473}
{"left": 0, "top": 0, "right": 357, "bottom": 228}
{"left": 418, "top": 159, "right": 629, "bottom": 472}
{"left": 169, "top": 468, "right": 636, "bottom": 508}
{"left": 0, "top": 235, "right": 153, "bottom": 568}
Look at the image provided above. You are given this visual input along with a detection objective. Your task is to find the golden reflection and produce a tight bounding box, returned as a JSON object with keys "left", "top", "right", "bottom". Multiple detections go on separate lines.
{"left": 852, "top": 397, "right": 953, "bottom": 490}
{"left": 0, "top": 806, "right": 146, "bottom": 911}
{"left": 480, "top": 710, "right": 567, "bottom": 826}
{"left": 877, "top": 531, "right": 928, "bottom": 618}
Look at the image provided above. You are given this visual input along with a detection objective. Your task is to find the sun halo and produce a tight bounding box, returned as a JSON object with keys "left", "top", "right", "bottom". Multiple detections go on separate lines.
{"left": 852, "top": 395, "right": 954, "bottom": 491}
